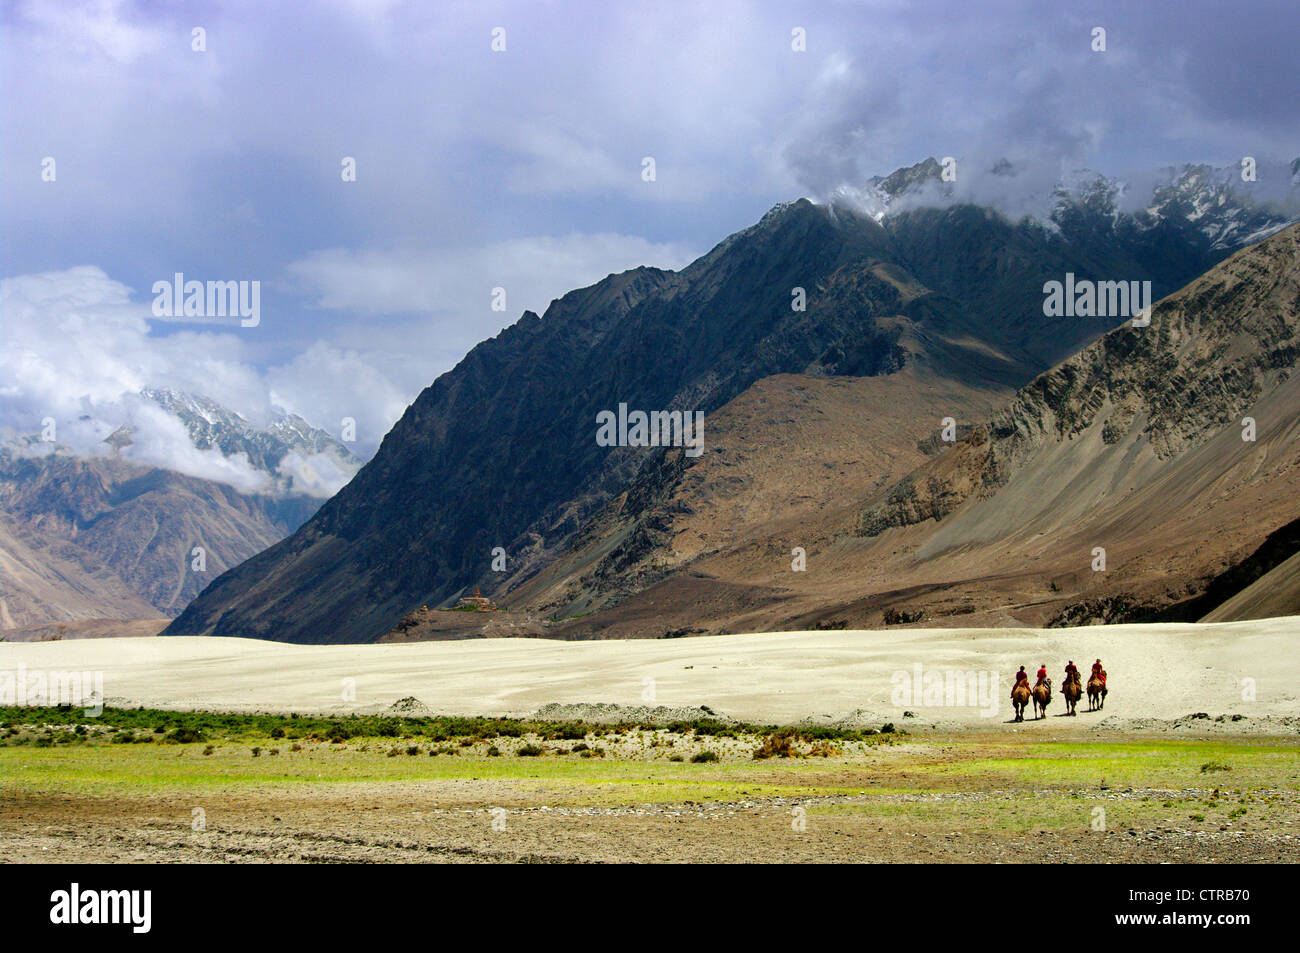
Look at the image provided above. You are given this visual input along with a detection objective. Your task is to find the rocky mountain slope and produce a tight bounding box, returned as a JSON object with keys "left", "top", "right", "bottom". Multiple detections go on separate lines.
{"left": 1, "top": 384, "right": 361, "bottom": 628}
{"left": 846, "top": 222, "right": 1300, "bottom": 625}
{"left": 167, "top": 161, "right": 1299, "bottom": 644}
{"left": 0, "top": 450, "right": 318, "bottom": 628}
{"left": 1203, "top": 550, "right": 1300, "bottom": 623}
{"left": 523, "top": 221, "right": 1300, "bottom": 639}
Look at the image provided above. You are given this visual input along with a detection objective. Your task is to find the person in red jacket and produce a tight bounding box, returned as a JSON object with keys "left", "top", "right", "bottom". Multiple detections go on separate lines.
{"left": 1011, "top": 666, "right": 1029, "bottom": 698}
{"left": 1035, "top": 664, "right": 1049, "bottom": 685}
{"left": 1091, "top": 659, "right": 1106, "bottom": 687}
{"left": 1064, "top": 660, "right": 1080, "bottom": 686}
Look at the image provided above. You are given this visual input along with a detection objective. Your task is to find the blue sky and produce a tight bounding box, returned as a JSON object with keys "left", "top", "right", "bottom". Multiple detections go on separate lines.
{"left": 2, "top": 0, "right": 1298, "bottom": 482}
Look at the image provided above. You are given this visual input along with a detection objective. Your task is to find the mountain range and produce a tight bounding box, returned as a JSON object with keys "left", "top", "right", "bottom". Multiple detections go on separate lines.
{"left": 164, "top": 158, "right": 1300, "bottom": 644}
{"left": 0, "top": 391, "right": 359, "bottom": 630}
{"left": 135, "top": 387, "right": 359, "bottom": 497}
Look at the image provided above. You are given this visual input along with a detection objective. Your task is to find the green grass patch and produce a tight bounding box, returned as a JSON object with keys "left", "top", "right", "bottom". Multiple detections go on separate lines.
{"left": 909, "top": 740, "right": 1300, "bottom": 791}
{"left": 0, "top": 706, "right": 894, "bottom": 746}
{"left": 0, "top": 741, "right": 867, "bottom": 806}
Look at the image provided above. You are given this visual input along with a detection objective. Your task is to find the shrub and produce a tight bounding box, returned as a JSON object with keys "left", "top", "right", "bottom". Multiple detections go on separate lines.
{"left": 691, "top": 750, "right": 719, "bottom": 763}
{"left": 753, "top": 733, "right": 795, "bottom": 760}
{"left": 670, "top": 719, "right": 736, "bottom": 738}
{"left": 547, "top": 723, "right": 587, "bottom": 741}
{"left": 326, "top": 724, "right": 351, "bottom": 743}
{"left": 517, "top": 744, "right": 543, "bottom": 757}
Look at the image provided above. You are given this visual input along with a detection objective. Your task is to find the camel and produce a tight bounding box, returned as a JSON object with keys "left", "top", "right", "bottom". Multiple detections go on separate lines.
{"left": 1032, "top": 680, "right": 1052, "bottom": 720}
{"left": 1012, "top": 682, "right": 1032, "bottom": 722}
{"left": 1063, "top": 674, "right": 1082, "bottom": 716}
{"left": 1087, "top": 674, "right": 1108, "bottom": 711}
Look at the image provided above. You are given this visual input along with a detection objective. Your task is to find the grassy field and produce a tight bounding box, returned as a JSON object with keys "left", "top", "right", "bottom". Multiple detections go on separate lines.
{"left": 1, "top": 705, "right": 896, "bottom": 804}
{"left": 3, "top": 707, "right": 1298, "bottom": 862}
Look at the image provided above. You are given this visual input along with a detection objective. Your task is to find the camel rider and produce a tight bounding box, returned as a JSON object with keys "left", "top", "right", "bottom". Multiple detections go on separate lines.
{"left": 1064, "top": 659, "right": 1080, "bottom": 687}
{"left": 1091, "top": 659, "right": 1106, "bottom": 687}
{"left": 1011, "top": 666, "right": 1029, "bottom": 698}
{"left": 1035, "top": 664, "right": 1050, "bottom": 690}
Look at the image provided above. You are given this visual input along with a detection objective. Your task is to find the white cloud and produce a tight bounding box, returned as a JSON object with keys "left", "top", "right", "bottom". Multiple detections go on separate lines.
{"left": 286, "top": 232, "right": 700, "bottom": 323}
{"left": 0, "top": 266, "right": 372, "bottom": 492}
{"left": 266, "top": 341, "right": 414, "bottom": 457}
{"left": 120, "top": 401, "right": 272, "bottom": 494}
{"left": 18, "top": 0, "right": 166, "bottom": 65}
{"left": 276, "top": 448, "right": 355, "bottom": 498}
{"left": 1, "top": 234, "right": 702, "bottom": 493}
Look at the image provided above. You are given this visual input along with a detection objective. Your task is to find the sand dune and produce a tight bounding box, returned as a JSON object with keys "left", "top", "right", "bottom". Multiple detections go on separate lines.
{"left": 3, "top": 617, "right": 1297, "bottom": 728}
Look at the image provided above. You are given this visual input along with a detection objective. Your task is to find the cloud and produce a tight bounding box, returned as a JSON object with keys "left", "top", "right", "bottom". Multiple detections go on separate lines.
{"left": 775, "top": 1, "right": 1300, "bottom": 202}
{"left": 5, "top": 0, "right": 1297, "bottom": 285}
{"left": 117, "top": 401, "right": 273, "bottom": 495}
{"left": 0, "top": 266, "right": 373, "bottom": 491}
{"left": 285, "top": 231, "right": 701, "bottom": 331}
{"left": 3, "top": 0, "right": 1297, "bottom": 505}
{"left": 0, "top": 233, "right": 703, "bottom": 490}
{"left": 275, "top": 448, "right": 356, "bottom": 498}
{"left": 265, "top": 341, "right": 415, "bottom": 457}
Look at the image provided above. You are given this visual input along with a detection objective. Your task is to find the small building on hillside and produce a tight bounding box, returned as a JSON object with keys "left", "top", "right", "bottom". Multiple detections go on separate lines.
{"left": 454, "top": 587, "right": 496, "bottom": 611}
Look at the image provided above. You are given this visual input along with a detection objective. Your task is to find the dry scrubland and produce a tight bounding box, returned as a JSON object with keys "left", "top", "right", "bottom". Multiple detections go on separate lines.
{"left": 4, "top": 716, "right": 1298, "bottom": 863}
{"left": 2, "top": 618, "right": 1298, "bottom": 863}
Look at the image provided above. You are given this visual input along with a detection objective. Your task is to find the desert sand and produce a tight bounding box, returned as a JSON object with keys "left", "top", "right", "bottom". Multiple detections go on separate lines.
{"left": 4, "top": 616, "right": 1297, "bottom": 727}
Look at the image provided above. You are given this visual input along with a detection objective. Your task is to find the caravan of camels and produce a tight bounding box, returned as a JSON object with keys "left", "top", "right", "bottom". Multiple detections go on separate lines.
{"left": 1010, "top": 659, "right": 1108, "bottom": 723}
